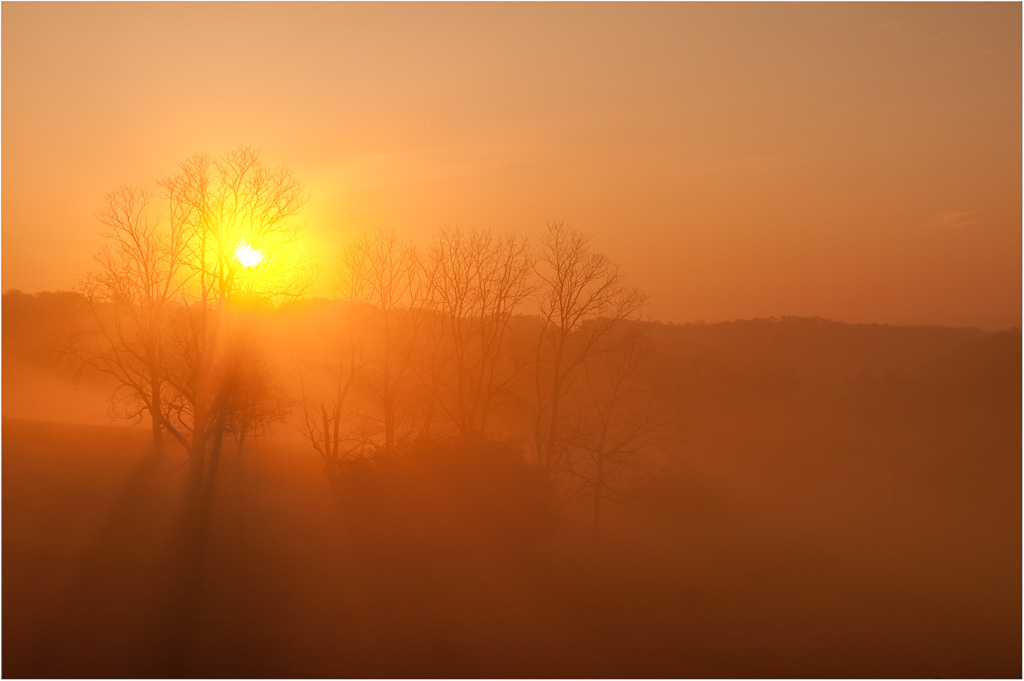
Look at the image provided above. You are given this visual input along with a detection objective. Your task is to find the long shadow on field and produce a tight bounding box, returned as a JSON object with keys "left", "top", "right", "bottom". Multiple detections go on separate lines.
{"left": 145, "top": 471, "right": 221, "bottom": 677}
{"left": 19, "top": 454, "right": 168, "bottom": 678}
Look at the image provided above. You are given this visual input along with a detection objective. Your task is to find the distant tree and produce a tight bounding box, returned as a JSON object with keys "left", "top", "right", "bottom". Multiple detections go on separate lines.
{"left": 330, "top": 436, "right": 556, "bottom": 554}
{"left": 331, "top": 228, "right": 426, "bottom": 451}
{"left": 61, "top": 185, "right": 188, "bottom": 456}
{"left": 299, "top": 250, "right": 372, "bottom": 474}
{"left": 851, "top": 368, "right": 911, "bottom": 452}
{"left": 532, "top": 222, "right": 646, "bottom": 473}
{"left": 226, "top": 317, "right": 295, "bottom": 456}
{"left": 422, "top": 227, "right": 534, "bottom": 436}
{"left": 563, "top": 320, "right": 681, "bottom": 539}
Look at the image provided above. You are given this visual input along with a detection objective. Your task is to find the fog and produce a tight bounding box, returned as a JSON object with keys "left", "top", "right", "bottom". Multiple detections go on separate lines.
{"left": 2, "top": 5, "right": 1020, "bottom": 673}
{"left": 4, "top": 285, "right": 1019, "bottom": 677}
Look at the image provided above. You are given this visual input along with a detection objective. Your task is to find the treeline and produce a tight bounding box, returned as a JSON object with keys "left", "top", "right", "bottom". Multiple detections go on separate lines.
{"left": 15, "top": 148, "right": 676, "bottom": 538}
{"left": 5, "top": 147, "right": 1020, "bottom": 540}
{"left": 6, "top": 286, "right": 1020, "bottom": 534}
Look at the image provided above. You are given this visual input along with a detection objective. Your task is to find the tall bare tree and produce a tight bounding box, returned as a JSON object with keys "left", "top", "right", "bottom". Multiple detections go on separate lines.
{"left": 299, "top": 247, "right": 373, "bottom": 473}
{"left": 532, "top": 222, "right": 646, "bottom": 472}
{"left": 563, "top": 321, "right": 680, "bottom": 539}
{"left": 157, "top": 147, "right": 310, "bottom": 485}
{"left": 423, "top": 227, "right": 534, "bottom": 436}
{"left": 62, "top": 185, "right": 189, "bottom": 456}
{"left": 332, "top": 228, "right": 426, "bottom": 451}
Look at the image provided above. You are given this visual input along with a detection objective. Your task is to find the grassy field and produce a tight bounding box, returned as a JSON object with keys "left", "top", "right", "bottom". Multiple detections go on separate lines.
{"left": 3, "top": 416, "right": 1020, "bottom": 678}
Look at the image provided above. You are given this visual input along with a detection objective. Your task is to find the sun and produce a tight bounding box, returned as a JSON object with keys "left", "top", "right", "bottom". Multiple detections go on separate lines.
{"left": 234, "top": 239, "right": 265, "bottom": 269}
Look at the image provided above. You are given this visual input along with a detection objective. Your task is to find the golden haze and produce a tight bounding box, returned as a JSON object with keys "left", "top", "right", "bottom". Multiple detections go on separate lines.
{"left": 2, "top": 2, "right": 1020, "bottom": 327}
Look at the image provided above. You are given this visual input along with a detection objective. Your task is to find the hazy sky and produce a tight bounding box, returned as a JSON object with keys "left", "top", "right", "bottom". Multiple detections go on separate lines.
{"left": 3, "top": 2, "right": 1020, "bottom": 328}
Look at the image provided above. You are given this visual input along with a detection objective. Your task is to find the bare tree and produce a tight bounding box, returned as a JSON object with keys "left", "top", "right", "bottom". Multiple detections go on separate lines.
{"left": 330, "top": 228, "right": 426, "bottom": 451}
{"left": 532, "top": 222, "right": 647, "bottom": 473}
{"left": 563, "top": 321, "right": 680, "bottom": 539}
{"left": 423, "top": 227, "right": 534, "bottom": 436}
{"left": 299, "top": 248, "right": 372, "bottom": 473}
{"left": 61, "top": 185, "right": 188, "bottom": 456}
{"left": 226, "top": 318, "right": 295, "bottom": 456}
{"left": 156, "top": 147, "right": 310, "bottom": 486}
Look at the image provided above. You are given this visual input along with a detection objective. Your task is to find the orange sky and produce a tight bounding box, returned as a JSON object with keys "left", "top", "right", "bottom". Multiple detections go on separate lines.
{"left": 3, "top": 2, "right": 1020, "bottom": 328}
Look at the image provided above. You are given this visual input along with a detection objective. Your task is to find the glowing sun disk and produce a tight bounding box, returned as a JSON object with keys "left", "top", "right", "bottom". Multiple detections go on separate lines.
{"left": 235, "top": 239, "right": 264, "bottom": 268}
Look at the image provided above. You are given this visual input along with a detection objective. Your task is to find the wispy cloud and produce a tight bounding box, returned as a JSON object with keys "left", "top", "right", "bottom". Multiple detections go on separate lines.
{"left": 677, "top": 152, "right": 801, "bottom": 177}
{"left": 310, "top": 142, "right": 548, "bottom": 182}
{"left": 910, "top": 209, "right": 981, "bottom": 232}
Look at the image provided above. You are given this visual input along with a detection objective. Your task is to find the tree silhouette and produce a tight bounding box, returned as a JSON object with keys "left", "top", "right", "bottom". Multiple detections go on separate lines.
{"left": 563, "top": 320, "right": 680, "bottom": 539}
{"left": 422, "top": 227, "right": 534, "bottom": 436}
{"left": 299, "top": 250, "right": 371, "bottom": 473}
{"left": 159, "top": 147, "right": 310, "bottom": 486}
{"left": 61, "top": 185, "right": 188, "bottom": 456}
{"left": 333, "top": 228, "right": 426, "bottom": 451}
{"left": 225, "top": 316, "right": 294, "bottom": 456}
{"left": 68, "top": 148, "right": 310, "bottom": 487}
{"left": 532, "top": 222, "right": 646, "bottom": 473}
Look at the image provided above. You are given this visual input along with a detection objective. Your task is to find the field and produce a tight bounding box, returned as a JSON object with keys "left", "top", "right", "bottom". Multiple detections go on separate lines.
{"left": 4, "top": 406, "right": 1019, "bottom": 678}
{"left": 4, "top": 3, "right": 1021, "bottom": 677}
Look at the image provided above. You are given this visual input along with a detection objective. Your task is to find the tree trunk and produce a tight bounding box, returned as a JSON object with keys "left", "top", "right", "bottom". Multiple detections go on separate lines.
{"left": 544, "top": 385, "right": 560, "bottom": 472}
{"left": 149, "top": 370, "right": 165, "bottom": 457}
{"left": 544, "top": 334, "right": 566, "bottom": 472}
{"left": 321, "top": 402, "right": 332, "bottom": 464}
{"left": 188, "top": 381, "right": 211, "bottom": 490}
{"left": 150, "top": 412, "right": 165, "bottom": 458}
{"left": 384, "top": 401, "right": 396, "bottom": 451}
{"left": 210, "top": 405, "right": 229, "bottom": 474}
{"left": 235, "top": 426, "right": 247, "bottom": 456}
{"left": 188, "top": 427, "right": 206, "bottom": 490}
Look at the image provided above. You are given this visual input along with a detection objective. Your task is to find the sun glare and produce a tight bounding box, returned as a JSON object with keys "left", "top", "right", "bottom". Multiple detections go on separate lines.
{"left": 234, "top": 240, "right": 265, "bottom": 269}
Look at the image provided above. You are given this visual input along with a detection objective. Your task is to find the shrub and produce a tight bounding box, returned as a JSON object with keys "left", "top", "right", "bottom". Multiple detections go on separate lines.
{"left": 330, "top": 436, "right": 556, "bottom": 555}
